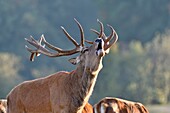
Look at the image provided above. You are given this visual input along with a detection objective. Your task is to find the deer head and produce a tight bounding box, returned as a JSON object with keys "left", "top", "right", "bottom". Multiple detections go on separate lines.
{"left": 25, "top": 19, "right": 118, "bottom": 75}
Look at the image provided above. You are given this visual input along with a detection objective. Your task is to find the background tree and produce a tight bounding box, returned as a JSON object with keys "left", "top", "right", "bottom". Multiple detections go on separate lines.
{"left": 0, "top": 53, "right": 23, "bottom": 98}
{"left": 145, "top": 31, "right": 170, "bottom": 104}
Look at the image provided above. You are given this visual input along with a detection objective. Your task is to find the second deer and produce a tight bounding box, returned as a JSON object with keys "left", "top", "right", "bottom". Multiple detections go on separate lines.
{"left": 93, "top": 97, "right": 149, "bottom": 113}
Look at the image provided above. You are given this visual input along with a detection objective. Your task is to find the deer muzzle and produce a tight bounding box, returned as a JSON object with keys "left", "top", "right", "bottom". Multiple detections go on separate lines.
{"left": 95, "top": 38, "right": 105, "bottom": 57}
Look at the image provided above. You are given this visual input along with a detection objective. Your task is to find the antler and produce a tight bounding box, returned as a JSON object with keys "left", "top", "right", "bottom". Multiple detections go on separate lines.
{"left": 88, "top": 19, "right": 118, "bottom": 50}
{"left": 104, "top": 24, "right": 118, "bottom": 50}
{"left": 25, "top": 19, "right": 85, "bottom": 61}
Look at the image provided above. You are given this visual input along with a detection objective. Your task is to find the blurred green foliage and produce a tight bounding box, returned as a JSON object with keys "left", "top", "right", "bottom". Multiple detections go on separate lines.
{"left": 0, "top": 0, "right": 170, "bottom": 105}
{"left": 92, "top": 32, "right": 170, "bottom": 104}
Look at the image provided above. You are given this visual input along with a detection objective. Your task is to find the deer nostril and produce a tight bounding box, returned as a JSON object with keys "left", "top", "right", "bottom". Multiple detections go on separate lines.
{"left": 95, "top": 38, "right": 102, "bottom": 43}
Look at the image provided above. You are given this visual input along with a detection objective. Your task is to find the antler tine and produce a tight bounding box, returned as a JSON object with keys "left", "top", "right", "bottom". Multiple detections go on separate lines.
{"left": 104, "top": 25, "right": 118, "bottom": 50}
{"left": 25, "top": 36, "right": 42, "bottom": 49}
{"left": 61, "top": 26, "right": 79, "bottom": 47}
{"left": 85, "top": 40, "right": 94, "bottom": 44}
{"left": 25, "top": 44, "right": 59, "bottom": 57}
{"left": 90, "top": 29, "right": 100, "bottom": 35}
{"left": 97, "top": 19, "right": 104, "bottom": 38}
{"left": 25, "top": 36, "right": 51, "bottom": 53}
{"left": 91, "top": 20, "right": 108, "bottom": 42}
{"left": 74, "top": 18, "right": 85, "bottom": 47}
{"left": 42, "top": 35, "right": 82, "bottom": 54}
{"left": 25, "top": 36, "right": 44, "bottom": 61}
{"left": 30, "top": 53, "right": 35, "bottom": 61}
{"left": 105, "top": 24, "right": 114, "bottom": 43}
{"left": 90, "top": 29, "right": 107, "bottom": 42}
{"left": 41, "top": 35, "right": 63, "bottom": 53}
{"left": 30, "top": 35, "right": 38, "bottom": 43}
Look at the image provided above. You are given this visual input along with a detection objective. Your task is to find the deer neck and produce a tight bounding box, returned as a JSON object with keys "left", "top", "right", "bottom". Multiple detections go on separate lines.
{"left": 69, "top": 59, "right": 103, "bottom": 112}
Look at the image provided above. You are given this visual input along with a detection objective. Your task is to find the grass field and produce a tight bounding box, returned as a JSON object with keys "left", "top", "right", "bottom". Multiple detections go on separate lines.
{"left": 147, "top": 104, "right": 170, "bottom": 113}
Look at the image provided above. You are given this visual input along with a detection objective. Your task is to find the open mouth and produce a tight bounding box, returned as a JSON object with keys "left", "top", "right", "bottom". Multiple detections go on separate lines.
{"left": 97, "top": 42, "right": 103, "bottom": 51}
{"left": 95, "top": 39, "right": 104, "bottom": 56}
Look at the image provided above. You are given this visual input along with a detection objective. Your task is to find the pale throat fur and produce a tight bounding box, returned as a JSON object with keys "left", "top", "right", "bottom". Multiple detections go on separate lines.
{"left": 67, "top": 54, "right": 104, "bottom": 112}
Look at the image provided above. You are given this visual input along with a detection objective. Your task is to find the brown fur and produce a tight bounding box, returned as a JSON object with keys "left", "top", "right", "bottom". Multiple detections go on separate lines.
{"left": 0, "top": 99, "right": 7, "bottom": 113}
{"left": 93, "top": 97, "right": 149, "bottom": 113}
{"left": 4, "top": 99, "right": 93, "bottom": 113}
{"left": 7, "top": 41, "right": 106, "bottom": 113}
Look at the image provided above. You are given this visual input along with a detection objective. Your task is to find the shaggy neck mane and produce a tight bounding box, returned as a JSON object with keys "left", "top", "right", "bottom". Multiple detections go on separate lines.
{"left": 68, "top": 64, "right": 99, "bottom": 113}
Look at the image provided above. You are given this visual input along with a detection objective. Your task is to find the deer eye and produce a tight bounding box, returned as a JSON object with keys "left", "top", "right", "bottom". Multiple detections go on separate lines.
{"left": 81, "top": 48, "right": 89, "bottom": 53}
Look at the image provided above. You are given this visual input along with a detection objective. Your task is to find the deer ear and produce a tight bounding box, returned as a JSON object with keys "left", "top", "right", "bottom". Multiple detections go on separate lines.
{"left": 68, "top": 57, "right": 80, "bottom": 65}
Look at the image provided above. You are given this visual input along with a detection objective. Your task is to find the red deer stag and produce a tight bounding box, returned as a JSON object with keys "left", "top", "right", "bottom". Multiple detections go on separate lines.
{"left": 7, "top": 19, "right": 118, "bottom": 113}
{"left": 0, "top": 99, "right": 7, "bottom": 113}
{"left": 93, "top": 97, "right": 149, "bottom": 113}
